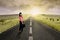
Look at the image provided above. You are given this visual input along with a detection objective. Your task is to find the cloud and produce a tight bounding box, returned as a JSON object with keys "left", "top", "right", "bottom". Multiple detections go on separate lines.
{"left": 0, "top": 0, "right": 60, "bottom": 15}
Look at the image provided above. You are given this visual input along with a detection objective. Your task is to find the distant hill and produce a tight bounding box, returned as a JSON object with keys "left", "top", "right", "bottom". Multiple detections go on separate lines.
{"left": 41, "top": 14, "right": 60, "bottom": 17}
{"left": 0, "top": 14, "right": 18, "bottom": 16}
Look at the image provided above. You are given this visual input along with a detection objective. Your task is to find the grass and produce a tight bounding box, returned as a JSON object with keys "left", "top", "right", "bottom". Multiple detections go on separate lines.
{"left": 0, "top": 18, "right": 18, "bottom": 33}
{"left": 34, "top": 14, "right": 60, "bottom": 32}
{"left": 0, "top": 14, "right": 30, "bottom": 33}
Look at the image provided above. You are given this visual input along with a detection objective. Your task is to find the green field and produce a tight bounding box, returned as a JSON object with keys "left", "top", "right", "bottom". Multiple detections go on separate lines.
{"left": 0, "top": 14, "right": 30, "bottom": 33}
{"left": 34, "top": 14, "right": 60, "bottom": 32}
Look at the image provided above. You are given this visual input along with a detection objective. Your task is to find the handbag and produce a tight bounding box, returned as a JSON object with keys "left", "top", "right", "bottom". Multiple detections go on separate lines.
{"left": 22, "top": 23, "right": 25, "bottom": 28}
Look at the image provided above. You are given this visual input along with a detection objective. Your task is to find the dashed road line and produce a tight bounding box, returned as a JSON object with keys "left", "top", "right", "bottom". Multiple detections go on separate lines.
{"left": 28, "top": 18, "right": 33, "bottom": 40}
{"left": 29, "top": 27, "right": 32, "bottom": 34}
{"left": 29, "top": 36, "right": 33, "bottom": 40}
{"left": 30, "top": 19, "right": 32, "bottom": 26}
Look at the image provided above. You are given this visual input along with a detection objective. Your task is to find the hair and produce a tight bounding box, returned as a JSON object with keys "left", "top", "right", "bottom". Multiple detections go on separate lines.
{"left": 19, "top": 12, "right": 22, "bottom": 16}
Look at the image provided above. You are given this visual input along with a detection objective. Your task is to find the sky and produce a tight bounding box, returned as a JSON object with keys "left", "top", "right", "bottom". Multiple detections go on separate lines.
{"left": 0, "top": 0, "right": 60, "bottom": 15}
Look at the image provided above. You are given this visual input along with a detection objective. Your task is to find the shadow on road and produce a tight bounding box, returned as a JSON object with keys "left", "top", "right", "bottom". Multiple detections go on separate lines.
{"left": 15, "top": 32, "right": 22, "bottom": 40}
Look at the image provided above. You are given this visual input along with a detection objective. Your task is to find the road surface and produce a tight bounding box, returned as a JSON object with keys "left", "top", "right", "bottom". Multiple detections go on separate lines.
{"left": 0, "top": 18, "right": 60, "bottom": 40}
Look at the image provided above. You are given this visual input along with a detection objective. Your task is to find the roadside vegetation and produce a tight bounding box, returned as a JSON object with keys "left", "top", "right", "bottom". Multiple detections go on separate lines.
{"left": 0, "top": 14, "right": 30, "bottom": 33}
{"left": 34, "top": 14, "right": 60, "bottom": 32}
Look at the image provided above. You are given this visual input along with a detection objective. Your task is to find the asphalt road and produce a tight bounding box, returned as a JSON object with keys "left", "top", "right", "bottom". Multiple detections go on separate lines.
{"left": 0, "top": 18, "right": 60, "bottom": 40}
{"left": 32, "top": 20, "right": 60, "bottom": 40}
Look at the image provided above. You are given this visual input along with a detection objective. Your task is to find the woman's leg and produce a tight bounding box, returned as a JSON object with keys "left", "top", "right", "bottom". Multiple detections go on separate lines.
{"left": 19, "top": 21, "right": 23, "bottom": 32}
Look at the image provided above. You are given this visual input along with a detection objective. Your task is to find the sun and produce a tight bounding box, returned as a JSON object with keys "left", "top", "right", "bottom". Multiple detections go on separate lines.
{"left": 30, "top": 7, "right": 40, "bottom": 16}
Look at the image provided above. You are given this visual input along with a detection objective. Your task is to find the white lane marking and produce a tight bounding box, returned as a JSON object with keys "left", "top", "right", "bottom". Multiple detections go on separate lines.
{"left": 29, "top": 27, "right": 32, "bottom": 34}
{"left": 28, "top": 18, "right": 33, "bottom": 40}
{"left": 30, "top": 18, "right": 32, "bottom": 26}
{"left": 29, "top": 36, "right": 33, "bottom": 40}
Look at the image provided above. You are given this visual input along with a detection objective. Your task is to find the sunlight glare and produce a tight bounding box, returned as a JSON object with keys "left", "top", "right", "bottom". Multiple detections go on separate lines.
{"left": 30, "top": 7, "right": 40, "bottom": 16}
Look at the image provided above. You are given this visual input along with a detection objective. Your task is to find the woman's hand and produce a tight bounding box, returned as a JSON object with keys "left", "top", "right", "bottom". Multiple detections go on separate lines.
{"left": 22, "top": 21, "right": 24, "bottom": 24}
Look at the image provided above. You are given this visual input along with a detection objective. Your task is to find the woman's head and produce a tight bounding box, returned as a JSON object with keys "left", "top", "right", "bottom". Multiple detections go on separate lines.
{"left": 19, "top": 12, "right": 22, "bottom": 16}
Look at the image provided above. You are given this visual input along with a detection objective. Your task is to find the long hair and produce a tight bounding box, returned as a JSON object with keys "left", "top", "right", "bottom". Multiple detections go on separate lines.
{"left": 19, "top": 12, "right": 22, "bottom": 17}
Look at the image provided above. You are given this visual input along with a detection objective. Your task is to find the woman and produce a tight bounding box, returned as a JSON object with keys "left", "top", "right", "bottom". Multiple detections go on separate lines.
{"left": 19, "top": 12, "right": 24, "bottom": 32}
